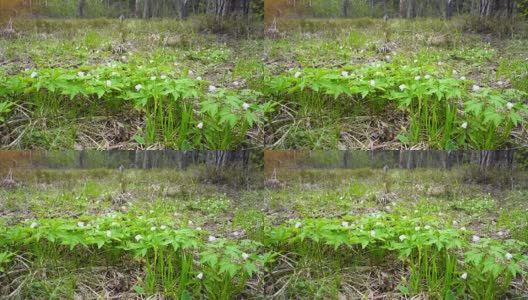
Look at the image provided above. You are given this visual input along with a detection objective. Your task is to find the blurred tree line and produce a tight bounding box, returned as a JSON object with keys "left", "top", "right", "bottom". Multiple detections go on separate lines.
{"left": 0, "top": 150, "right": 262, "bottom": 171}
{"left": 265, "top": 0, "right": 527, "bottom": 19}
{"left": 264, "top": 150, "right": 528, "bottom": 173}
{"left": 0, "top": 0, "right": 263, "bottom": 20}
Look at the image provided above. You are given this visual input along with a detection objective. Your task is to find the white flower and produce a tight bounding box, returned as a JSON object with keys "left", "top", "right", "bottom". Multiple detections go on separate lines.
{"left": 150, "top": 226, "right": 156, "bottom": 231}
{"left": 294, "top": 222, "right": 302, "bottom": 228}
{"left": 413, "top": 59, "right": 418, "bottom": 63}
{"left": 424, "top": 225, "right": 431, "bottom": 230}
{"left": 472, "top": 85, "right": 480, "bottom": 92}
{"left": 196, "top": 76, "right": 202, "bottom": 80}
{"left": 208, "top": 85, "right": 217, "bottom": 92}
{"left": 461, "top": 272, "right": 467, "bottom": 280}
{"left": 399, "top": 235, "right": 406, "bottom": 241}
{"left": 196, "top": 227, "right": 202, "bottom": 231}
{"left": 497, "top": 231, "right": 504, "bottom": 236}
{"left": 233, "top": 81, "right": 239, "bottom": 86}
{"left": 106, "top": 230, "right": 112, "bottom": 237}
{"left": 160, "top": 225, "right": 167, "bottom": 230}
{"left": 160, "top": 75, "right": 167, "bottom": 80}
{"left": 208, "top": 235, "right": 216, "bottom": 242}
{"left": 78, "top": 71, "right": 85, "bottom": 77}
{"left": 242, "top": 102, "right": 249, "bottom": 110}
{"left": 399, "top": 84, "right": 406, "bottom": 91}
{"left": 506, "top": 102, "right": 513, "bottom": 110}
{"left": 30, "top": 222, "right": 38, "bottom": 228}
{"left": 460, "top": 76, "right": 466, "bottom": 80}
{"left": 294, "top": 72, "right": 302, "bottom": 78}
{"left": 197, "top": 272, "right": 203, "bottom": 279}
{"left": 497, "top": 81, "right": 503, "bottom": 86}
{"left": 135, "top": 84, "right": 142, "bottom": 91}
{"left": 30, "top": 72, "right": 38, "bottom": 78}
{"left": 424, "top": 75, "right": 431, "bottom": 79}
{"left": 197, "top": 122, "right": 203, "bottom": 129}
{"left": 78, "top": 222, "right": 85, "bottom": 228}
{"left": 106, "top": 80, "right": 112, "bottom": 87}
{"left": 342, "top": 221, "right": 349, "bottom": 227}
{"left": 415, "top": 76, "right": 421, "bottom": 81}
{"left": 370, "top": 80, "right": 376, "bottom": 87}
{"left": 415, "top": 226, "right": 421, "bottom": 231}
{"left": 242, "top": 252, "right": 249, "bottom": 260}
{"left": 341, "top": 71, "right": 349, "bottom": 77}
{"left": 135, "top": 234, "right": 142, "bottom": 241}
{"left": 370, "top": 230, "right": 376, "bottom": 237}
{"left": 460, "top": 227, "right": 466, "bottom": 231}
{"left": 385, "top": 55, "right": 391, "bottom": 60}
{"left": 233, "top": 231, "right": 239, "bottom": 236}
{"left": 472, "top": 235, "right": 480, "bottom": 242}
{"left": 505, "top": 253, "right": 513, "bottom": 260}
{"left": 461, "top": 122, "right": 467, "bottom": 129}
{"left": 150, "top": 76, "right": 156, "bottom": 81}
{"left": 121, "top": 55, "right": 126, "bottom": 60}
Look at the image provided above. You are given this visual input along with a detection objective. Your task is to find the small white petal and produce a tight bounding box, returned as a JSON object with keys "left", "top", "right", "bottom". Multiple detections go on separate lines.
{"left": 505, "top": 253, "right": 513, "bottom": 260}
{"left": 399, "top": 235, "right": 406, "bottom": 241}
{"left": 135, "top": 84, "right": 142, "bottom": 91}
{"left": 461, "top": 272, "right": 467, "bottom": 279}
{"left": 294, "top": 222, "right": 302, "bottom": 229}
{"left": 460, "top": 227, "right": 466, "bottom": 231}
{"left": 460, "top": 76, "right": 466, "bottom": 80}
{"left": 399, "top": 84, "right": 406, "bottom": 91}
{"left": 472, "top": 85, "right": 480, "bottom": 92}
{"left": 506, "top": 102, "right": 513, "bottom": 110}
{"left": 208, "top": 85, "right": 217, "bottom": 92}
{"left": 77, "top": 222, "right": 85, "bottom": 228}
{"left": 30, "top": 72, "right": 38, "bottom": 78}
{"left": 106, "top": 230, "right": 112, "bottom": 237}
{"left": 370, "top": 230, "right": 376, "bottom": 237}
{"left": 208, "top": 235, "right": 216, "bottom": 242}
{"left": 472, "top": 235, "right": 480, "bottom": 242}
{"left": 135, "top": 234, "right": 142, "bottom": 241}
{"left": 242, "top": 252, "right": 249, "bottom": 260}
{"left": 197, "top": 122, "right": 203, "bottom": 129}
{"left": 30, "top": 222, "right": 38, "bottom": 228}
{"left": 370, "top": 80, "right": 376, "bottom": 87}
{"left": 342, "top": 221, "right": 349, "bottom": 227}
{"left": 461, "top": 122, "right": 468, "bottom": 129}
{"left": 242, "top": 102, "right": 249, "bottom": 110}
{"left": 106, "top": 80, "right": 112, "bottom": 87}
{"left": 294, "top": 72, "right": 302, "bottom": 78}
{"left": 197, "top": 272, "right": 203, "bottom": 279}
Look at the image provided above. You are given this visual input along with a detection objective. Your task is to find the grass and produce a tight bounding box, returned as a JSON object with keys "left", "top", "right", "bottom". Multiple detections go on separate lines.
{"left": 0, "top": 164, "right": 527, "bottom": 299}
{"left": 1, "top": 17, "right": 527, "bottom": 149}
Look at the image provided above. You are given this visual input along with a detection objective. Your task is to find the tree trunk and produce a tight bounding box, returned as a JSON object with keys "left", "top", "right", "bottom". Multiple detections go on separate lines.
{"left": 78, "top": 0, "right": 86, "bottom": 17}
{"left": 143, "top": 0, "right": 151, "bottom": 18}
{"left": 342, "top": 0, "right": 348, "bottom": 17}
{"left": 135, "top": 0, "right": 141, "bottom": 18}
{"left": 407, "top": 0, "right": 415, "bottom": 18}
{"left": 399, "top": 0, "right": 406, "bottom": 18}
{"left": 446, "top": 0, "right": 453, "bottom": 20}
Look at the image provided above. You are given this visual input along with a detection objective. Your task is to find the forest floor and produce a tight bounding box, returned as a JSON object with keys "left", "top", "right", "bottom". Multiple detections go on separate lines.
{"left": 0, "top": 167, "right": 527, "bottom": 299}
{"left": 1, "top": 17, "right": 527, "bottom": 149}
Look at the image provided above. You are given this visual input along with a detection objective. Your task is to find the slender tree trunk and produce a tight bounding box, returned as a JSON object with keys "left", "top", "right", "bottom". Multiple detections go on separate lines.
{"left": 78, "top": 0, "right": 86, "bottom": 17}
{"left": 135, "top": 0, "right": 141, "bottom": 18}
{"left": 342, "top": 0, "right": 348, "bottom": 17}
